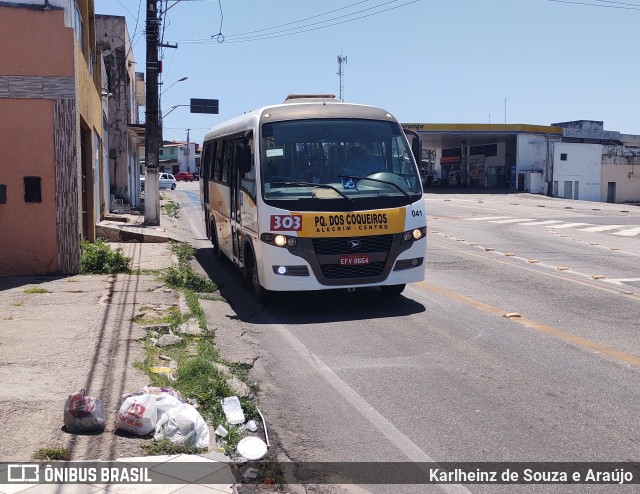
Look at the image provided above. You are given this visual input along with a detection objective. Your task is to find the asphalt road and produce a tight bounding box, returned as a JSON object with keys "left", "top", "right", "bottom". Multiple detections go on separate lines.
{"left": 170, "top": 182, "right": 640, "bottom": 494}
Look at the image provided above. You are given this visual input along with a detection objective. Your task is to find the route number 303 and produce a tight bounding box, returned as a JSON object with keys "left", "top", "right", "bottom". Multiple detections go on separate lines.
{"left": 270, "top": 215, "right": 302, "bottom": 231}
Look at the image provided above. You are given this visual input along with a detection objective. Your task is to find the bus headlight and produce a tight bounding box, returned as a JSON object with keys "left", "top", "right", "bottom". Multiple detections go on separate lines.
{"left": 260, "top": 233, "right": 302, "bottom": 250}
{"left": 401, "top": 227, "right": 427, "bottom": 244}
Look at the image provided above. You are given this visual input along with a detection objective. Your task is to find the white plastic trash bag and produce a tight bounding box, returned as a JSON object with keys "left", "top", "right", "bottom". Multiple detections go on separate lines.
{"left": 154, "top": 402, "right": 210, "bottom": 449}
{"left": 154, "top": 392, "right": 183, "bottom": 418}
{"left": 115, "top": 393, "right": 158, "bottom": 436}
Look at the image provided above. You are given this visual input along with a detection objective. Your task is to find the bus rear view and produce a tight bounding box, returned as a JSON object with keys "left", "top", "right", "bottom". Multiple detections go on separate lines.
{"left": 201, "top": 94, "right": 426, "bottom": 301}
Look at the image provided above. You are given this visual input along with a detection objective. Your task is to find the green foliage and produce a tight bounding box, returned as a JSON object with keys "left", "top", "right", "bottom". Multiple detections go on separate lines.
{"left": 171, "top": 242, "right": 196, "bottom": 264}
{"left": 32, "top": 447, "right": 70, "bottom": 461}
{"left": 142, "top": 440, "right": 205, "bottom": 456}
{"left": 23, "top": 287, "right": 50, "bottom": 294}
{"left": 161, "top": 243, "right": 216, "bottom": 293}
{"left": 80, "top": 239, "right": 131, "bottom": 274}
{"left": 161, "top": 201, "right": 181, "bottom": 219}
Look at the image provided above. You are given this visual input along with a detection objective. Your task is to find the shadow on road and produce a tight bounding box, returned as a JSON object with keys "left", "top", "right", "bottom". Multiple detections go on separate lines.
{"left": 194, "top": 247, "right": 426, "bottom": 325}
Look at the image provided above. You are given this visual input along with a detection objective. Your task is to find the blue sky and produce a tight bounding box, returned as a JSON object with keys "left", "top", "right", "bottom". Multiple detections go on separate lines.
{"left": 94, "top": 0, "right": 640, "bottom": 145}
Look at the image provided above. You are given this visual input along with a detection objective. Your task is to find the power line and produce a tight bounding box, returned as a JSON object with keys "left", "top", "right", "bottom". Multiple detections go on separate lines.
{"left": 179, "top": 0, "right": 419, "bottom": 44}
{"left": 223, "top": 0, "right": 375, "bottom": 38}
{"left": 544, "top": 0, "right": 640, "bottom": 10}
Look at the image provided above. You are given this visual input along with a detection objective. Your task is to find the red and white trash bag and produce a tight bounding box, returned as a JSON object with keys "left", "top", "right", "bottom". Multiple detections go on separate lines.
{"left": 63, "top": 389, "right": 106, "bottom": 433}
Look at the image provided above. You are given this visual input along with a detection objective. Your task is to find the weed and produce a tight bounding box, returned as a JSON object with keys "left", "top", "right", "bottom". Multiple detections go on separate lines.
{"left": 11, "top": 302, "right": 24, "bottom": 306}
{"left": 161, "top": 201, "right": 181, "bottom": 219}
{"left": 142, "top": 440, "right": 206, "bottom": 456}
{"left": 80, "top": 238, "right": 131, "bottom": 274}
{"left": 162, "top": 243, "right": 216, "bottom": 293}
{"left": 32, "top": 447, "right": 70, "bottom": 461}
{"left": 171, "top": 242, "right": 195, "bottom": 265}
{"left": 23, "top": 287, "right": 50, "bottom": 294}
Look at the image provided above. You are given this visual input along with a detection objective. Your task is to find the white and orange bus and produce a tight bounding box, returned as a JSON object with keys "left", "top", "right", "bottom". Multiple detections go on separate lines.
{"left": 200, "top": 94, "right": 426, "bottom": 301}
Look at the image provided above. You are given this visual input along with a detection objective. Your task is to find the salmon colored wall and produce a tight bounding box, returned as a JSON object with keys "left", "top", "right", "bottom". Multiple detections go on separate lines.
{"left": 0, "top": 7, "right": 74, "bottom": 77}
{"left": 0, "top": 99, "right": 58, "bottom": 275}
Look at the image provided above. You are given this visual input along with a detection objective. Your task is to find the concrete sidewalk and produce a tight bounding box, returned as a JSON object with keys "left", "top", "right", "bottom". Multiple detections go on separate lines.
{"left": 0, "top": 216, "right": 241, "bottom": 493}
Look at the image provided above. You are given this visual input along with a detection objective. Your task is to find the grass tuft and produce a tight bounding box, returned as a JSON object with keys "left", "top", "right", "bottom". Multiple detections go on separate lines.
{"left": 80, "top": 238, "right": 131, "bottom": 274}
{"left": 23, "top": 287, "right": 49, "bottom": 294}
{"left": 32, "top": 447, "right": 70, "bottom": 461}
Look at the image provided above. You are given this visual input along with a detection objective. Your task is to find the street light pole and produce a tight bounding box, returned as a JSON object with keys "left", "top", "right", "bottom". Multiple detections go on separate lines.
{"left": 158, "top": 76, "right": 187, "bottom": 149}
{"left": 160, "top": 76, "right": 187, "bottom": 96}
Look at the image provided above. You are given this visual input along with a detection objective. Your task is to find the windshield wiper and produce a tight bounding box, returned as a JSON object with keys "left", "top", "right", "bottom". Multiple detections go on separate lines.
{"left": 338, "top": 175, "right": 410, "bottom": 197}
{"left": 271, "top": 181, "right": 354, "bottom": 202}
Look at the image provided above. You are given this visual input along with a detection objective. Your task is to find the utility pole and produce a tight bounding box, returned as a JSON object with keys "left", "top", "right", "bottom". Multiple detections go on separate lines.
{"left": 186, "top": 128, "right": 190, "bottom": 172}
{"left": 144, "top": 0, "right": 160, "bottom": 225}
{"left": 337, "top": 54, "right": 347, "bottom": 102}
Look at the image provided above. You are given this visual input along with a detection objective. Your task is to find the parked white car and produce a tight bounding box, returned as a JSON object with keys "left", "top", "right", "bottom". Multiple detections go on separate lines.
{"left": 140, "top": 173, "right": 177, "bottom": 191}
{"left": 159, "top": 173, "right": 177, "bottom": 190}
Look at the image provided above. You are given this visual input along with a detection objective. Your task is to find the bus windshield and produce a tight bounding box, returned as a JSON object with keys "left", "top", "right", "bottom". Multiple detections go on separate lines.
{"left": 261, "top": 119, "right": 422, "bottom": 207}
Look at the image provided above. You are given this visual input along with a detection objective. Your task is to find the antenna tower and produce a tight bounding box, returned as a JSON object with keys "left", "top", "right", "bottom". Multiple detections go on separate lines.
{"left": 337, "top": 54, "right": 347, "bottom": 101}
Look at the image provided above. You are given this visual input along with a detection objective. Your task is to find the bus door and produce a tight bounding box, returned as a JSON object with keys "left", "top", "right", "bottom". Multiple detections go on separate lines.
{"left": 230, "top": 138, "right": 242, "bottom": 263}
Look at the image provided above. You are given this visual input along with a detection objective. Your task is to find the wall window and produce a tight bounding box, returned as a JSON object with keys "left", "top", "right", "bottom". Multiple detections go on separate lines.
{"left": 442, "top": 148, "right": 462, "bottom": 158}
{"left": 483, "top": 144, "right": 497, "bottom": 157}
{"left": 0, "top": 185, "right": 6, "bottom": 203}
{"left": 24, "top": 177, "right": 42, "bottom": 203}
{"left": 71, "top": 0, "right": 84, "bottom": 51}
{"left": 560, "top": 153, "right": 567, "bottom": 161}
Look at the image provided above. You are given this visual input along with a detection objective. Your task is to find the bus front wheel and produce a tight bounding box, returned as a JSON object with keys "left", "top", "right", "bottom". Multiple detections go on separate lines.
{"left": 380, "top": 284, "right": 406, "bottom": 296}
{"left": 244, "top": 250, "right": 270, "bottom": 303}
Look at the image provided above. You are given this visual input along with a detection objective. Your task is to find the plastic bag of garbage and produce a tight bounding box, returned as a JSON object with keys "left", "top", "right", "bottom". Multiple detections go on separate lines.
{"left": 154, "top": 402, "right": 210, "bottom": 449}
{"left": 63, "top": 389, "right": 105, "bottom": 433}
{"left": 154, "top": 391, "right": 183, "bottom": 418}
{"left": 115, "top": 393, "right": 158, "bottom": 436}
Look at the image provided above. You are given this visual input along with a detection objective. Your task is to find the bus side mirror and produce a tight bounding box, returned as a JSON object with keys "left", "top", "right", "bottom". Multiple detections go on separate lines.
{"left": 403, "top": 129, "right": 422, "bottom": 164}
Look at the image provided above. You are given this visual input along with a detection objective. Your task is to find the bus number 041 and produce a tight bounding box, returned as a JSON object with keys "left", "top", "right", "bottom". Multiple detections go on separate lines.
{"left": 271, "top": 215, "right": 302, "bottom": 231}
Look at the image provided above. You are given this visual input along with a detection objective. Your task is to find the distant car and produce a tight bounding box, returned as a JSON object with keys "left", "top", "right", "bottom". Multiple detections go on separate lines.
{"left": 159, "top": 173, "right": 177, "bottom": 190}
{"left": 140, "top": 173, "right": 177, "bottom": 190}
{"left": 174, "top": 171, "right": 194, "bottom": 182}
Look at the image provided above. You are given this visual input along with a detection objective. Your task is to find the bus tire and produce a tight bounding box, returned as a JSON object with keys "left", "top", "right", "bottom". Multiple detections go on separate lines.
{"left": 211, "top": 220, "right": 223, "bottom": 260}
{"left": 380, "top": 284, "right": 406, "bottom": 296}
{"left": 244, "top": 248, "right": 270, "bottom": 303}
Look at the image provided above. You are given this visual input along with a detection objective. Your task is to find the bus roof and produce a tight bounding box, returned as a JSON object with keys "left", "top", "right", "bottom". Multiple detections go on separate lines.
{"left": 203, "top": 96, "right": 398, "bottom": 141}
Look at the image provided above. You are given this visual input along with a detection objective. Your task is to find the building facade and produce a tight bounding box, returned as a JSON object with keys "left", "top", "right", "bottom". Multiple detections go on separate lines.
{"left": 0, "top": 0, "right": 104, "bottom": 275}
{"left": 404, "top": 120, "right": 640, "bottom": 204}
{"left": 96, "top": 14, "right": 143, "bottom": 212}
{"left": 159, "top": 141, "right": 197, "bottom": 174}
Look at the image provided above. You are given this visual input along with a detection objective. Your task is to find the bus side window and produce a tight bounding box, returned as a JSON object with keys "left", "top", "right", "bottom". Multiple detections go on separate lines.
{"left": 213, "top": 140, "right": 225, "bottom": 182}
{"left": 221, "top": 139, "right": 231, "bottom": 184}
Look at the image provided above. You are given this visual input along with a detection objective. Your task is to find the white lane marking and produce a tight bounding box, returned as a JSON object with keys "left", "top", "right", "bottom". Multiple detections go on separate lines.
{"left": 466, "top": 216, "right": 512, "bottom": 221}
{"left": 612, "top": 227, "right": 640, "bottom": 237}
{"left": 603, "top": 278, "right": 640, "bottom": 286}
{"left": 489, "top": 218, "right": 536, "bottom": 224}
{"left": 580, "top": 225, "right": 625, "bottom": 232}
{"left": 518, "top": 220, "right": 564, "bottom": 226}
{"left": 548, "top": 223, "right": 591, "bottom": 229}
{"left": 271, "top": 321, "right": 472, "bottom": 494}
